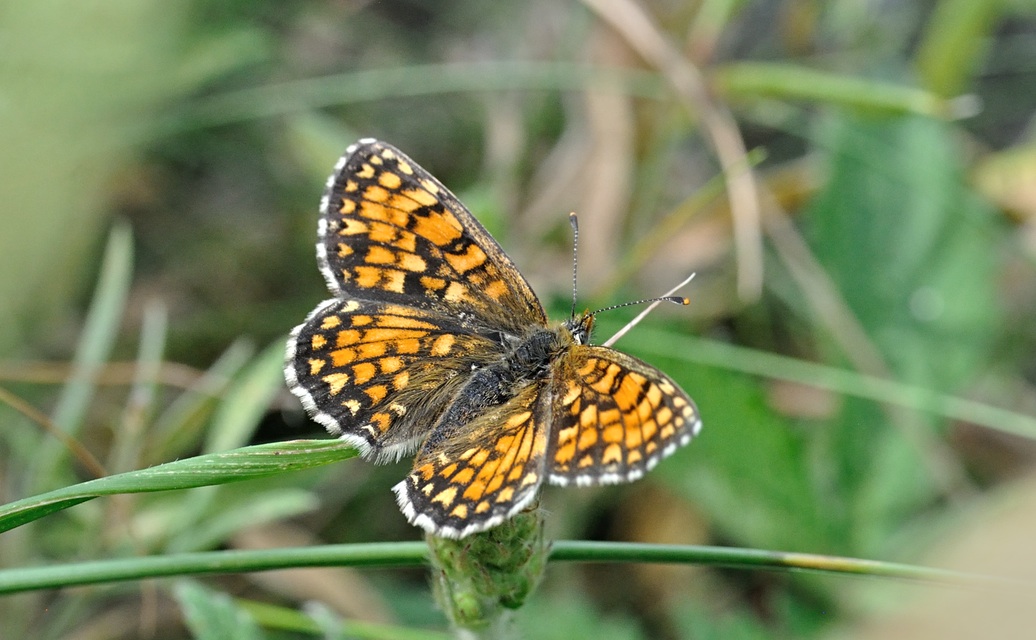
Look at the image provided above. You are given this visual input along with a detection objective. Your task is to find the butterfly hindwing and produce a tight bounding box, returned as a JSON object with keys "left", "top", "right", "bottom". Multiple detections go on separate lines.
{"left": 318, "top": 139, "right": 547, "bottom": 336}
{"left": 393, "top": 383, "right": 551, "bottom": 538}
{"left": 547, "top": 345, "right": 701, "bottom": 486}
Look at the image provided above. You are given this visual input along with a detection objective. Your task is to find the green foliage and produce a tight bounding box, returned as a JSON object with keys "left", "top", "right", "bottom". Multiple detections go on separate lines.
{"left": 2, "top": 0, "right": 1035, "bottom": 638}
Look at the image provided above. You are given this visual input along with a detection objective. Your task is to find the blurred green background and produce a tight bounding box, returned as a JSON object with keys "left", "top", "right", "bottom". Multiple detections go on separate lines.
{"left": 2, "top": 0, "right": 1036, "bottom": 638}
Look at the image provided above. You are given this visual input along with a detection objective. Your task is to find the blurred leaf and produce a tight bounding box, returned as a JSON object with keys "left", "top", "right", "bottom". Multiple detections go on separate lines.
{"left": 0, "top": 439, "right": 357, "bottom": 534}
{"left": 175, "top": 580, "right": 266, "bottom": 640}
{"left": 915, "top": 0, "right": 1002, "bottom": 96}
{"left": 205, "top": 340, "right": 287, "bottom": 454}
{"left": 714, "top": 62, "right": 954, "bottom": 117}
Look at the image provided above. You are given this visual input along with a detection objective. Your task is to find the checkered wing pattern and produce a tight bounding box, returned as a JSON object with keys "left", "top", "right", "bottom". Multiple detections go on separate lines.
{"left": 392, "top": 383, "right": 551, "bottom": 538}
{"left": 317, "top": 139, "right": 547, "bottom": 335}
{"left": 286, "top": 298, "right": 500, "bottom": 460}
{"left": 547, "top": 346, "right": 701, "bottom": 486}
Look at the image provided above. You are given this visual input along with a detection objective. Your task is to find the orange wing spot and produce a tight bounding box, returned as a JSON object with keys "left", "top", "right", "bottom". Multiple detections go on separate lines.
{"left": 556, "top": 425, "right": 578, "bottom": 445}
{"left": 555, "top": 439, "right": 576, "bottom": 465}
{"left": 344, "top": 180, "right": 359, "bottom": 192}
{"left": 339, "top": 199, "right": 356, "bottom": 214}
{"left": 335, "top": 329, "right": 361, "bottom": 346}
{"left": 475, "top": 500, "right": 491, "bottom": 514}
{"left": 431, "top": 334, "right": 456, "bottom": 357}
{"left": 602, "top": 424, "right": 624, "bottom": 444}
{"left": 375, "top": 315, "right": 436, "bottom": 330}
{"left": 357, "top": 163, "right": 375, "bottom": 179}
{"left": 397, "top": 160, "right": 414, "bottom": 175}
{"left": 577, "top": 426, "right": 598, "bottom": 451}
{"left": 439, "top": 462, "right": 459, "bottom": 479}
{"left": 641, "top": 419, "right": 658, "bottom": 441}
{"left": 339, "top": 216, "right": 368, "bottom": 234}
{"left": 445, "top": 243, "right": 487, "bottom": 274}
{"left": 444, "top": 281, "right": 469, "bottom": 303}
{"left": 579, "top": 404, "right": 598, "bottom": 428}
{"left": 370, "top": 411, "right": 392, "bottom": 433}
{"left": 404, "top": 187, "right": 439, "bottom": 207}
{"left": 495, "top": 486, "right": 515, "bottom": 503}
{"left": 624, "top": 427, "right": 643, "bottom": 450}
{"left": 637, "top": 399, "right": 655, "bottom": 421}
{"left": 467, "top": 448, "right": 491, "bottom": 467}
{"left": 351, "top": 315, "right": 372, "bottom": 327}
{"left": 379, "top": 356, "right": 403, "bottom": 374}
{"left": 387, "top": 193, "right": 421, "bottom": 213}
{"left": 520, "top": 471, "right": 539, "bottom": 487}
{"left": 592, "top": 364, "right": 622, "bottom": 395}
{"left": 411, "top": 211, "right": 462, "bottom": 246}
{"left": 307, "top": 358, "right": 325, "bottom": 375}
{"left": 627, "top": 448, "right": 643, "bottom": 465}
{"left": 431, "top": 485, "right": 458, "bottom": 507}
{"left": 485, "top": 474, "right": 505, "bottom": 496}
{"left": 577, "top": 454, "right": 594, "bottom": 468}
{"left": 394, "top": 338, "right": 421, "bottom": 354}
{"left": 614, "top": 377, "right": 641, "bottom": 411}
{"left": 484, "top": 279, "right": 509, "bottom": 301}
{"left": 368, "top": 221, "right": 399, "bottom": 243}
{"left": 352, "top": 362, "right": 377, "bottom": 384}
{"left": 645, "top": 441, "right": 658, "bottom": 454}
{"left": 463, "top": 479, "right": 488, "bottom": 501}
{"left": 645, "top": 382, "right": 663, "bottom": 407}
{"left": 398, "top": 252, "right": 427, "bottom": 272}
{"left": 420, "top": 275, "right": 447, "bottom": 291}
{"left": 363, "top": 384, "right": 388, "bottom": 405}
{"left": 561, "top": 382, "right": 581, "bottom": 406}
{"left": 655, "top": 406, "right": 673, "bottom": 426}
{"left": 378, "top": 171, "right": 402, "bottom": 190}
{"left": 322, "top": 372, "right": 350, "bottom": 396}
{"left": 392, "top": 370, "right": 409, "bottom": 390}
{"left": 330, "top": 347, "right": 357, "bottom": 367}
{"left": 421, "top": 482, "right": 435, "bottom": 496}
{"left": 353, "top": 266, "right": 383, "bottom": 288}
{"left": 577, "top": 359, "right": 598, "bottom": 377}
{"left": 450, "top": 504, "right": 468, "bottom": 519}
{"left": 343, "top": 399, "right": 361, "bottom": 415}
{"left": 384, "top": 269, "right": 406, "bottom": 293}
{"left": 366, "top": 245, "right": 396, "bottom": 264}
{"left": 356, "top": 341, "right": 387, "bottom": 360}
{"left": 506, "top": 411, "right": 533, "bottom": 428}
{"left": 453, "top": 467, "right": 475, "bottom": 485}
{"left": 494, "top": 434, "right": 516, "bottom": 454}
{"left": 602, "top": 443, "right": 623, "bottom": 465}
{"left": 599, "top": 408, "right": 621, "bottom": 427}
{"left": 320, "top": 315, "right": 341, "bottom": 329}
{"left": 416, "top": 463, "right": 435, "bottom": 481}
{"left": 659, "top": 424, "right": 675, "bottom": 439}
{"left": 370, "top": 154, "right": 384, "bottom": 165}
{"left": 337, "top": 243, "right": 353, "bottom": 257}
{"left": 311, "top": 334, "right": 327, "bottom": 350}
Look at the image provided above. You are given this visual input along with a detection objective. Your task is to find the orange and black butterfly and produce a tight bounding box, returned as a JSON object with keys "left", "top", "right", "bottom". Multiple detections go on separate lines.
{"left": 285, "top": 139, "right": 701, "bottom": 538}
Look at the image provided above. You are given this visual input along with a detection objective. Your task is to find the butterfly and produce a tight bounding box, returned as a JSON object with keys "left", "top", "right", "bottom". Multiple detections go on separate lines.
{"left": 285, "top": 139, "right": 701, "bottom": 538}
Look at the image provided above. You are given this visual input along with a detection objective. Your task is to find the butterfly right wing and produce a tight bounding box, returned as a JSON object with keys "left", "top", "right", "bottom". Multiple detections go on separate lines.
{"left": 285, "top": 297, "right": 501, "bottom": 461}
{"left": 547, "top": 345, "right": 701, "bottom": 486}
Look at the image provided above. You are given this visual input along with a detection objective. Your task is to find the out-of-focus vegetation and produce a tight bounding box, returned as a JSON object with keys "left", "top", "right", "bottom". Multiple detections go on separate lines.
{"left": 2, "top": 0, "right": 1036, "bottom": 638}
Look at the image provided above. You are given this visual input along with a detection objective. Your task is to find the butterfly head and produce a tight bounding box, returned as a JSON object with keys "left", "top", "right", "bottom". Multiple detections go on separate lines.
{"left": 564, "top": 312, "right": 595, "bottom": 345}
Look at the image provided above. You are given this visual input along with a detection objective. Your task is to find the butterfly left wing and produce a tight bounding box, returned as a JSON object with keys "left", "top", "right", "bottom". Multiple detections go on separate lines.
{"left": 318, "top": 139, "right": 547, "bottom": 336}
{"left": 547, "top": 345, "right": 701, "bottom": 486}
{"left": 392, "top": 383, "right": 551, "bottom": 538}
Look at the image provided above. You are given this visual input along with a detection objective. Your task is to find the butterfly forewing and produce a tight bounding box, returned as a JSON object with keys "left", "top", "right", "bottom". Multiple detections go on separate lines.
{"left": 319, "top": 139, "right": 547, "bottom": 335}
{"left": 547, "top": 345, "right": 701, "bottom": 487}
{"left": 287, "top": 298, "right": 499, "bottom": 460}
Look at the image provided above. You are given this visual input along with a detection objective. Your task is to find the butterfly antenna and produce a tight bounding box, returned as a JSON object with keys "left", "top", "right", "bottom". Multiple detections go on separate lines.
{"left": 569, "top": 212, "right": 579, "bottom": 322}
{"left": 600, "top": 273, "right": 696, "bottom": 348}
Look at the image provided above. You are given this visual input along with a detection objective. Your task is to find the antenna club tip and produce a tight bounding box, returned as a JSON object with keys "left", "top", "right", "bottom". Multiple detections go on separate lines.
{"left": 680, "top": 297, "right": 690, "bottom": 305}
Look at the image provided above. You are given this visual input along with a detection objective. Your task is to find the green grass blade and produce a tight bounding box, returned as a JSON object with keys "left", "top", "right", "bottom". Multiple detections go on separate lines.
{"left": 0, "top": 439, "right": 357, "bottom": 534}
{"left": 0, "top": 540, "right": 1021, "bottom": 596}
{"left": 714, "top": 61, "right": 955, "bottom": 117}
